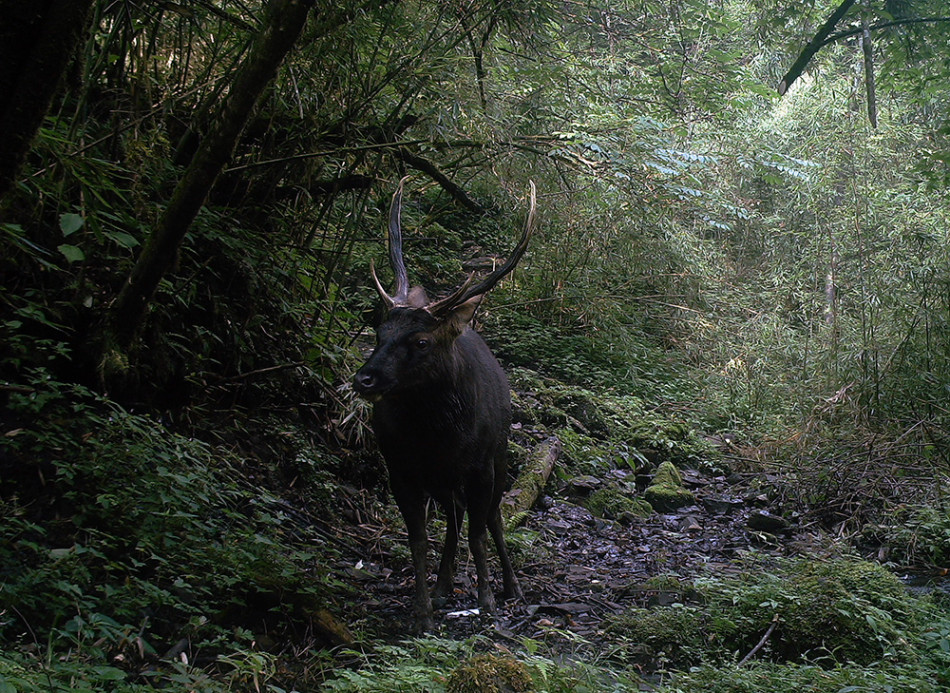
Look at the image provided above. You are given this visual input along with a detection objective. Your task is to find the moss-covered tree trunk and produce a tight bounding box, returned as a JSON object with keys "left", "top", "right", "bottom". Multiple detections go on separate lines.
{"left": 105, "top": 0, "right": 314, "bottom": 353}
{"left": 0, "top": 0, "right": 95, "bottom": 201}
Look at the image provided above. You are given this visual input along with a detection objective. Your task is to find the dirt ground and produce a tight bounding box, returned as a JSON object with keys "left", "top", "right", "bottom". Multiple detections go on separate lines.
{"left": 340, "top": 464, "right": 812, "bottom": 646}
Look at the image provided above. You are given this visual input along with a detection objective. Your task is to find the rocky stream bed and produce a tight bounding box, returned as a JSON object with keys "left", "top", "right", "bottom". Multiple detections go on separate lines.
{"left": 340, "top": 457, "right": 814, "bottom": 648}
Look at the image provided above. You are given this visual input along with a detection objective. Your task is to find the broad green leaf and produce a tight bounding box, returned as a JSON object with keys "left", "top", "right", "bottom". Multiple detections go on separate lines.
{"left": 106, "top": 231, "right": 140, "bottom": 248}
{"left": 59, "top": 213, "right": 85, "bottom": 236}
{"left": 57, "top": 244, "right": 85, "bottom": 263}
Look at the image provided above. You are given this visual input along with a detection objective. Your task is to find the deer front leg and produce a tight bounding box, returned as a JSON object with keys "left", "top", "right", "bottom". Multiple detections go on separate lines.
{"left": 392, "top": 483, "right": 434, "bottom": 632}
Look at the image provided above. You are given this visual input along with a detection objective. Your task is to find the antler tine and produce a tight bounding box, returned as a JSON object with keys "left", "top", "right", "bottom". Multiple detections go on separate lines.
{"left": 370, "top": 259, "right": 396, "bottom": 309}
{"left": 388, "top": 176, "right": 411, "bottom": 305}
{"left": 426, "top": 272, "right": 476, "bottom": 316}
{"left": 429, "top": 180, "right": 536, "bottom": 317}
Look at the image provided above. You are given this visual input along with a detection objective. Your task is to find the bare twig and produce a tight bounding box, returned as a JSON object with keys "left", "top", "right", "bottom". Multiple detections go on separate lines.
{"left": 738, "top": 613, "right": 780, "bottom": 665}
{"left": 0, "top": 383, "right": 35, "bottom": 394}
{"left": 206, "top": 361, "right": 306, "bottom": 386}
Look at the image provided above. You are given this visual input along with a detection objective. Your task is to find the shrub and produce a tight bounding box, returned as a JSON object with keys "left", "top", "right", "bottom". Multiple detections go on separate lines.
{"left": 0, "top": 371, "right": 336, "bottom": 689}
{"left": 607, "top": 556, "right": 930, "bottom": 671}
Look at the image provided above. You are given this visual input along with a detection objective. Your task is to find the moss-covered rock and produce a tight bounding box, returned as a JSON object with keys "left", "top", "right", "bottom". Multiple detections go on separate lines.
{"left": 446, "top": 653, "right": 534, "bottom": 693}
{"left": 585, "top": 487, "right": 653, "bottom": 521}
{"left": 644, "top": 461, "right": 694, "bottom": 510}
{"left": 652, "top": 460, "right": 684, "bottom": 486}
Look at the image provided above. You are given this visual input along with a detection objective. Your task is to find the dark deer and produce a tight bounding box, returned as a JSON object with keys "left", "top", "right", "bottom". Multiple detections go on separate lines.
{"left": 353, "top": 178, "right": 535, "bottom": 631}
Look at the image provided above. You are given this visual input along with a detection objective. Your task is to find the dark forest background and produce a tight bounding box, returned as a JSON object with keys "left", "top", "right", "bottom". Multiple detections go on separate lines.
{"left": 4, "top": 0, "right": 950, "bottom": 690}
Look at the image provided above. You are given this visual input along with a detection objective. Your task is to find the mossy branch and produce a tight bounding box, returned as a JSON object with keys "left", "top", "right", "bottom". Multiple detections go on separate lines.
{"left": 502, "top": 436, "right": 560, "bottom": 527}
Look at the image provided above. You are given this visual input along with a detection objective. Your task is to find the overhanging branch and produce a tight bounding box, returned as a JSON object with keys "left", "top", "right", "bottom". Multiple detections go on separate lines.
{"left": 821, "top": 15, "right": 950, "bottom": 47}
{"left": 778, "top": 0, "right": 857, "bottom": 95}
{"left": 394, "top": 148, "right": 486, "bottom": 213}
{"left": 779, "top": 1, "right": 950, "bottom": 96}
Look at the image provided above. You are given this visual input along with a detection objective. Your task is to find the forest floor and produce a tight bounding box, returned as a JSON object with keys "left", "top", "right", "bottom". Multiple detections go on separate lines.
{"left": 335, "top": 459, "right": 825, "bottom": 654}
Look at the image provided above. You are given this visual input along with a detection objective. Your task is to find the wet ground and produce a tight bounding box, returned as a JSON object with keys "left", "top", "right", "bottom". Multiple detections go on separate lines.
{"left": 342, "top": 466, "right": 813, "bottom": 644}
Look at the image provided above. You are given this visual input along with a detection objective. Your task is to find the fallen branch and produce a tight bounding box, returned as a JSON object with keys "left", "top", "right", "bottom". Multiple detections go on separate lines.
{"left": 502, "top": 436, "right": 560, "bottom": 526}
{"left": 738, "top": 613, "right": 780, "bottom": 665}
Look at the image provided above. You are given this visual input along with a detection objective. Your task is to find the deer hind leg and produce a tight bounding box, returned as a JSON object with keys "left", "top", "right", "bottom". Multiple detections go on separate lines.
{"left": 488, "top": 507, "right": 522, "bottom": 600}
{"left": 433, "top": 497, "right": 464, "bottom": 606}
{"left": 464, "top": 480, "right": 497, "bottom": 614}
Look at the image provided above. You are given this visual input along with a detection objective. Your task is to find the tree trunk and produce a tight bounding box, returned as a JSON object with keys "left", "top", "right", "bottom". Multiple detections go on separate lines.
{"left": 861, "top": 10, "right": 878, "bottom": 128}
{"left": 0, "top": 0, "right": 95, "bottom": 201}
{"left": 106, "top": 0, "right": 314, "bottom": 353}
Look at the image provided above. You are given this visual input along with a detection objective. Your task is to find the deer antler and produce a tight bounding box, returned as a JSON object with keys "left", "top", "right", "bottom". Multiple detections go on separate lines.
{"left": 428, "top": 181, "right": 536, "bottom": 317}
{"left": 372, "top": 176, "right": 411, "bottom": 308}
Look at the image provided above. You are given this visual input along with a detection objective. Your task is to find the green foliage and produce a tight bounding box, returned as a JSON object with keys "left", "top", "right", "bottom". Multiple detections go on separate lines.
{"left": 0, "top": 371, "right": 337, "bottom": 690}
{"left": 657, "top": 660, "right": 943, "bottom": 693}
{"left": 606, "top": 604, "right": 710, "bottom": 669}
{"left": 607, "top": 556, "right": 933, "bottom": 671}
{"left": 863, "top": 502, "right": 950, "bottom": 566}
{"left": 322, "top": 635, "right": 640, "bottom": 692}
{"left": 487, "top": 312, "right": 628, "bottom": 387}
{"left": 323, "top": 639, "right": 465, "bottom": 692}
{"left": 509, "top": 368, "right": 712, "bottom": 476}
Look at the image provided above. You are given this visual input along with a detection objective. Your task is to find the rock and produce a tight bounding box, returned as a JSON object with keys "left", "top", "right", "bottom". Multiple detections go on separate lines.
{"left": 700, "top": 495, "right": 745, "bottom": 515}
{"left": 567, "top": 475, "right": 602, "bottom": 495}
{"left": 644, "top": 461, "right": 695, "bottom": 511}
{"left": 747, "top": 510, "right": 792, "bottom": 534}
{"left": 678, "top": 515, "right": 702, "bottom": 533}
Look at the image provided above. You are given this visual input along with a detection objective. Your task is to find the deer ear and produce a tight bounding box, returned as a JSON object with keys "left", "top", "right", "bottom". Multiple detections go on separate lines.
{"left": 439, "top": 295, "right": 483, "bottom": 336}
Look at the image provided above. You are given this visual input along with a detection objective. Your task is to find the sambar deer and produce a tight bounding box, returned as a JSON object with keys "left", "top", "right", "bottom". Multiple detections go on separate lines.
{"left": 354, "top": 178, "right": 535, "bottom": 631}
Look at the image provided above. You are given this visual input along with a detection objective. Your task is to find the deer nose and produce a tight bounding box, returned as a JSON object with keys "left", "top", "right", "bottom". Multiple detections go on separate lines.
{"left": 353, "top": 370, "right": 377, "bottom": 393}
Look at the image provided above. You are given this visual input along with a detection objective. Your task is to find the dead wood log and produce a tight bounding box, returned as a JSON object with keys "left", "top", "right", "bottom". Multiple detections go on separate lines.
{"left": 502, "top": 436, "right": 560, "bottom": 526}
{"left": 311, "top": 608, "right": 355, "bottom": 647}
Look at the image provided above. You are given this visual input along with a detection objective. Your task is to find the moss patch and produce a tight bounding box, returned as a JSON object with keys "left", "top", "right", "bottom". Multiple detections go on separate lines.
{"left": 585, "top": 487, "right": 653, "bottom": 521}
{"left": 447, "top": 653, "right": 534, "bottom": 693}
{"left": 644, "top": 461, "right": 694, "bottom": 510}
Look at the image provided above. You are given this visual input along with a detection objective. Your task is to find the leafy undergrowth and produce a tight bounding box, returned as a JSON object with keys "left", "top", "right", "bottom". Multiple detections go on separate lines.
{"left": 4, "top": 363, "right": 950, "bottom": 691}
{"left": 0, "top": 370, "right": 347, "bottom": 691}
{"left": 318, "top": 557, "right": 950, "bottom": 693}
{"left": 605, "top": 555, "right": 950, "bottom": 673}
